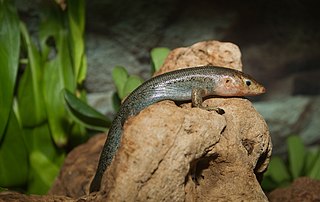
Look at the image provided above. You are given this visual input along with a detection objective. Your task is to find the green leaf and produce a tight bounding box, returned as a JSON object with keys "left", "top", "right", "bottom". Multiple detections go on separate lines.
{"left": 18, "top": 22, "right": 47, "bottom": 127}
{"left": 112, "top": 66, "right": 129, "bottom": 99}
{"left": 0, "top": 1, "right": 20, "bottom": 139}
{"left": 122, "top": 75, "right": 143, "bottom": 99}
{"left": 63, "top": 89, "right": 110, "bottom": 132}
{"left": 150, "top": 47, "right": 170, "bottom": 73}
{"left": 67, "top": 0, "right": 86, "bottom": 84}
{"left": 77, "top": 54, "right": 87, "bottom": 85}
{"left": 43, "top": 30, "right": 76, "bottom": 146}
{"left": 0, "top": 109, "right": 28, "bottom": 187}
{"left": 23, "top": 124, "right": 64, "bottom": 194}
{"left": 112, "top": 92, "right": 121, "bottom": 112}
{"left": 304, "top": 148, "right": 320, "bottom": 175}
{"left": 43, "top": 59, "right": 70, "bottom": 146}
{"left": 28, "top": 151, "right": 62, "bottom": 194}
{"left": 265, "top": 156, "right": 291, "bottom": 184}
{"left": 308, "top": 150, "right": 320, "bottom": 180}
{"left": 38, "top": 3, "right": 62, "bottom": 62}
{"left": 287, "top": 135, "right": 306, "bottom": 179}
{"left": 40, "top": 6, "right": 77, "bottom": 146}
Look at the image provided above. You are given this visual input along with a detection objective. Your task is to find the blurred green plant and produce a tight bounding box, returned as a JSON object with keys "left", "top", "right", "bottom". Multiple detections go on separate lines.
{"left": 111, "top": 48, "right": 170, "bottom": 111}
{"left": 262, "top": 135, "right": 320, "bottom": 191}
{"left": 150, "top": 47, "right": 170, "bottom": 73}
{"left": 63, "top": 89, "right": 110, "bottom": 132}
{"left": 0, "top": 0, "right": 87, "bottom": 194}
{"left": 65, "top": 47, "right": 170, "bottom": 125}
{"left": 111, "top": 66, "right": 144, "bottom": 109}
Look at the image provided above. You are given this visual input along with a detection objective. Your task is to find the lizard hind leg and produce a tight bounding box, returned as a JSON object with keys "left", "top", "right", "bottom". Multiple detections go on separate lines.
{"left": 191, "top": 88, "right": 225, "bottom": 115}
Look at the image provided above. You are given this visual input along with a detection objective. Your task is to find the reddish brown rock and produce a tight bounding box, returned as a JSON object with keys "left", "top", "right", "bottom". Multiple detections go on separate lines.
{"left": 49, "top": 134, "right": 106, "bottom": 198}
{"left": 155, "top": 40, "right": 243, "bottom": 76}
{"left": 268, "top": 177, "right": 320, "bottom": 202}
{"left": 0, "top": 192, "right": 73, "bottom": 202}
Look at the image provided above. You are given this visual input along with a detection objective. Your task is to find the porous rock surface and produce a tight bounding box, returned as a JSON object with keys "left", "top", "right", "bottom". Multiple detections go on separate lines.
{"left": 95, "top": 98, "right": 271, "bottom": 201}
{"left": 154, "top": 40, "right": 243, "bottom": 76}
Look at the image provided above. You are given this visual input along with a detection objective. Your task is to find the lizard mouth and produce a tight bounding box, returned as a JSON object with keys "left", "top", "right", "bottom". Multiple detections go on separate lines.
{"left": 258, "top": 86, "right": 266, "bottom": 94}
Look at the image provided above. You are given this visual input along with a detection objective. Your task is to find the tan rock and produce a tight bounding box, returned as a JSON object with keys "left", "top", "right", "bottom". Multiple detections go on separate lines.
{"left": 94, "top": 99, "right": 270, "bottom": 201}
{"left": 155, "top": 40, "right": 243, "bottom": 76}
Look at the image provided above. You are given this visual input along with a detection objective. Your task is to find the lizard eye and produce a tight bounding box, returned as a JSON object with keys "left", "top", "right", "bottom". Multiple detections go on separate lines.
{"left": 245, "top": 80, "right": 251, "bottom": 86}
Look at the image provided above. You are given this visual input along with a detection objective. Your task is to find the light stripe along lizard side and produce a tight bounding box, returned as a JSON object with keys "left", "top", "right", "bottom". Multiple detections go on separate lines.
{"left": 89, "top": 65, "right": 266, "bottom": 192}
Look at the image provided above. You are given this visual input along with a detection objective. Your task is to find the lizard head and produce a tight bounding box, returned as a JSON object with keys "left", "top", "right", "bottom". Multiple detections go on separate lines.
{"left": 215, "top": 70, "right": 266, "bottom": 96}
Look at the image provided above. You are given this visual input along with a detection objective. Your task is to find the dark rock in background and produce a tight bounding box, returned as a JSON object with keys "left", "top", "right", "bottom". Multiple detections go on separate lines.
{"left": 84, "top": 0, "right": 320, "bottom": 117}
{"left": 254, "top": 96, "right": 320, "bottom": 154}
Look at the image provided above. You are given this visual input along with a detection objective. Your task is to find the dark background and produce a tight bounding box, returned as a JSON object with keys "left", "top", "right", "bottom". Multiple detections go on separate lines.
{"left": 84, "top": 0, "right": 320, "bottom": 99}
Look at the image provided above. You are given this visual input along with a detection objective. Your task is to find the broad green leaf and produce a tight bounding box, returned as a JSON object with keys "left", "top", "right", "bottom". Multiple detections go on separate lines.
{"left": 304, "top": 148, "right": 320, "bottom": 175}
{"left": 28, "top": 151, "right": 61, "bottom": 194}
{"left": 287, "top": 135, "right": 305, "bottom": 179}
{"left": 0, "top": 109, "right": 28, "bottom": 187}
{"left": 67, "top": 0, "right": 86, "bottom": 84}
{"left": 18, "top": 22, "right": 47, "bottom": 127}
{"left": 0, "top": 1, "right": 20, "bottom": 139}
{"left": 77, "top": 54, "right": 87, "bottom": 85}
{"left": 264, "top": 156, "right": 290, "bottom": 184}
{"left": 38, "top": 5, "right": 76, "bottom": 146}
{"left": 38, "top": 4, "right": 62, "bottom": 62}
{"left": 63, "top": 89, "right": 110, "bottom": 131}
{"left": 150, "top": 47, "right": 170, "bottom": 73}
{"left": 122, "top": 75, "right": 143, "bottom": 99}
{"left": 308, "top": 150, "right": 320, "bottom": 180}
{"left": 112, "top": 66, "right": 129, "bottom": 99}
{"left": 38, "top": 2, "right": 88, "bottom": 146}
{"left": 23, "top": 124, "right": 64, "bottom": 194}
{"left": 43, "top": 59, "right": 69, "bottom": 146}
{"left": 68, "top": 88, "right": 88, "bottom": 146}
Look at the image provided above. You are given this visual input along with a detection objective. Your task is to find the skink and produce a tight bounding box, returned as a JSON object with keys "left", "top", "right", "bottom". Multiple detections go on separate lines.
{"left": 89, "top": 66, "right": 266, "bottom": 192}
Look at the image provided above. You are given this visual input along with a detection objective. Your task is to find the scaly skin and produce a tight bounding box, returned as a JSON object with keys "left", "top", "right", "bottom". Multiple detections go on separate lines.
{"left": 89, "top": 66, "right": 266, "bottom": 192}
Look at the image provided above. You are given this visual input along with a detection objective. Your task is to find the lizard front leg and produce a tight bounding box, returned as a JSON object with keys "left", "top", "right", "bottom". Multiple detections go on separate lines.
{"left": 191, "top": 88, "right": 225, "bottom": 114}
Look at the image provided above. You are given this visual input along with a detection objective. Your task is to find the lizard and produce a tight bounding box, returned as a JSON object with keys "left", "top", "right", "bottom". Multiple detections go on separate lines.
{"left": 89, "top": 65, "right": 266, "bottom": 192}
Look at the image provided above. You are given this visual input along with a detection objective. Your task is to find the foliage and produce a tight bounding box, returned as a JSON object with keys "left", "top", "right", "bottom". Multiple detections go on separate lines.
{"left": 0, "top": 0, "right": 20, "bottom": 141}
{"left": 64, "top": 66, "right": 144, "bottom": 130}
{"left": 150, "top": 47, "right": 170, "bottom": 73}
{"left": 262, "top": 135, "right": 320, "bottom": 191}
{"left": 112, "top": 66, "right": 144, "bottom": 100}
{"left": 63, "top": 89, "right": 110, "bottom": 132}
{"left": 0, "top": 0, "right": 87, "bottom": 194}
{"left": 65, "top": 47, "right": 170, "bottom": 127}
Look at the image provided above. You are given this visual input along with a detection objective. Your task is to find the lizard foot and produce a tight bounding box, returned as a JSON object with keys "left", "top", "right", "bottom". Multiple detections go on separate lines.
{"left": 201, "top": 106, "right": 225, "bottom": 115}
